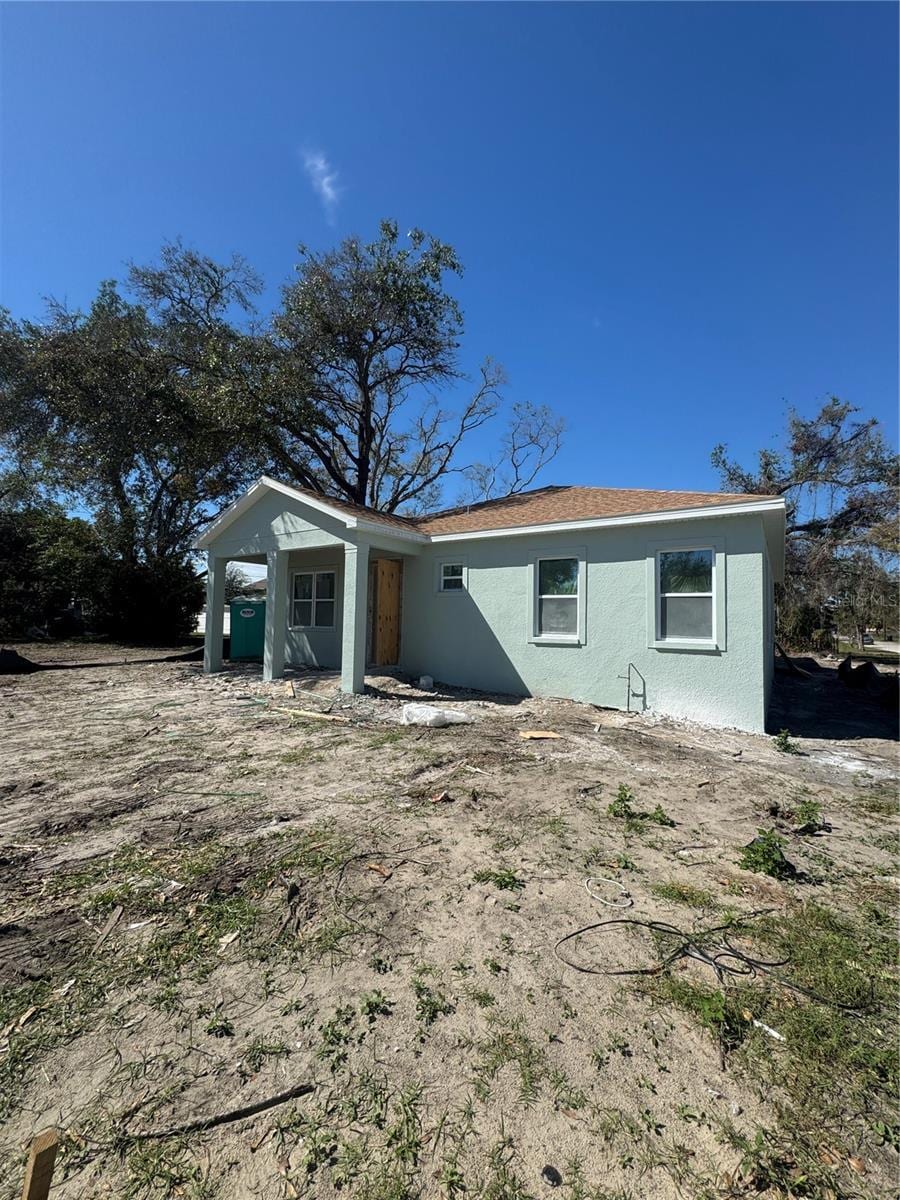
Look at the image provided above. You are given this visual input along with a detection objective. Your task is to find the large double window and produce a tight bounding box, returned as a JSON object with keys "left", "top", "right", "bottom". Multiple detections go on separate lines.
{"left": 292, "top": 570, "right": 336, "bottom": 628}
{"left": 656, "top": 548, "right": 714, "bottom": 642}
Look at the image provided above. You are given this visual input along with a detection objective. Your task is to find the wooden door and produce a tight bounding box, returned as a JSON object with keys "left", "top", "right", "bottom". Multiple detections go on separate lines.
{"left": 373, "top": 559, "right": 402, "bottom": 666}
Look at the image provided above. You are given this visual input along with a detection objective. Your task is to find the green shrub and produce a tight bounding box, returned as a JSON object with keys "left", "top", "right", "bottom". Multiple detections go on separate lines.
{"left": 737, "top": 829, "right": 796, "bottom": 879}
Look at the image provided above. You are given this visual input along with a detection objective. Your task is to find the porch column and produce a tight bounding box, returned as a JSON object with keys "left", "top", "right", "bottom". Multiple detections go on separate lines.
{"left": 263, "top": 549, "right": 289, "bottom": 682}
{"left": 340, "top": 539, "right": 369, "bottom": 694}
{"left": 203, "top": 553, "right": 226, "bottom": 673}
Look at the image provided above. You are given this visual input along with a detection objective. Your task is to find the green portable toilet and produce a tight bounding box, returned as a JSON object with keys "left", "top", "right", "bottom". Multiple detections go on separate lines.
{"left": 229, "top": 596, "right": 266, "bottom": 661}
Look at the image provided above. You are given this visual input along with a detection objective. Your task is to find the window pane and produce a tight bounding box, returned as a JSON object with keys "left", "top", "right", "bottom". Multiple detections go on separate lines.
{"left": 293, "top": 599, "right": 312, "bottom": 627}
{"left": 660, "top": 550, "right": 712, "bottom": 594}
{"left": 315, "top": 600, "right": 335, "bottom": 627}
{"left": 661, "top": 596, "right": 712, "bottom": 640}
{"left": 442, "top": 564, "right": 464, "bottom": 578}
{"left": 442, "top": 576, "right": 463, "bottom": 591}
{"left": 539, "top": 596, "right": 577, "bottom": 635}
{"left": 315, "top": 572, "right": 335, "bottom": 600}
{"left": 294, "top": 573, "right": 312, "bottom": 601}
{"left": 539, "top": 558, "right": 578, "bottom": 596}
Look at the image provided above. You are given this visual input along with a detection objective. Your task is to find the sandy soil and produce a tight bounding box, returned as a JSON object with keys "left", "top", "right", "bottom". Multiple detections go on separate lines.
{"left": 0, "top": 648, "right": 896, "bottom": 1199}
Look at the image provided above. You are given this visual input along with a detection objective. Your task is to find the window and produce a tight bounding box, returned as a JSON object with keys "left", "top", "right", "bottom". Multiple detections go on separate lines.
{"left": 292, "top": 570, "right": 336, "bottom": 628}
{"left": 440, "top": 563, "right": 465, "bottom": 592}
{"left": 657, "top": 549, "right": 713, "bottom": 641}
{"left": 537, "top": 557, "right": 579, "bottom": 637}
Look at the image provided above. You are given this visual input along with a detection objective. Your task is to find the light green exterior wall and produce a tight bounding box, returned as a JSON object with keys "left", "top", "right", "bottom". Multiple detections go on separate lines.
{"left": 202, "top": 486, "right": 773, "bottom": 733}
{"left": 203, "top": 489, "right": 348, "bottom": 559}
{"left": 399, "top": 513, "right": 769, "bottom": 732}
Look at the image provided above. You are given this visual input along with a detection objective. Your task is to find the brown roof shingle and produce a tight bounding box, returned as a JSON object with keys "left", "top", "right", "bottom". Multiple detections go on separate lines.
{"left": 411, "top": 485, "right": 774, "bottom": 536}
{"left": 272, "top": 479, "right": 775, "bottom": 539}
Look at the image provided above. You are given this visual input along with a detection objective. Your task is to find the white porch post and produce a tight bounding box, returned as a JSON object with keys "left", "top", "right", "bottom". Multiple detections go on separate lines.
{"left": 263, "top": 549, "right": 289, "bottom": 682}
{"left": 341, "top": 539, "right": 369, "bottom": 694}
{"left": 203, "top": 554, "right": 226, "bottom": 673}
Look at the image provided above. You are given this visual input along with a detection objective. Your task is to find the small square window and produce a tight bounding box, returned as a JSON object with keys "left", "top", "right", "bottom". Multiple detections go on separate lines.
{"left": 440, "top": 563, "right": 465, "bottom": 592}
{"left": 292, "top": 570, "right": 336, "bottom": 628}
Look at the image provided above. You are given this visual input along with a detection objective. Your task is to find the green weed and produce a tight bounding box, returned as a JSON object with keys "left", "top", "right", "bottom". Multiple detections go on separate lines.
{"left": 473, "top": 867, "right": 525, "bottom": 892}
{"left": 773, "top": 728, "right": 800, "bottom": 754}
{"left": 737, "top": 828, "right": 795, "bottom": 879}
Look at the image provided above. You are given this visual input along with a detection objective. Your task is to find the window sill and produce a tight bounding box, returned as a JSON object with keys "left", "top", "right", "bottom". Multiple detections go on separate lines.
{"left": 530, "top": 635, "right": 583, "bottom": 647}
{"left": 650, "top": 638, "right": 720, "bottom": 653}
{"left": 289, "top": 625, "right": 336, "bottom": 632}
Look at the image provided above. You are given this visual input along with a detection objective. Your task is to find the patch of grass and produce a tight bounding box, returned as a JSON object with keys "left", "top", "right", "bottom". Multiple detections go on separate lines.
{"left": 651, "top": 900, "right": 898, "bottom": 1191}
{"left": 736, "top": 828, "right": 795, "bottom": 879}
{"left": 367, "top": 728, "right": 408, "bottom": 749}
{"left": 279, "top": 745, "right": 323, "bottom": 766}
{"left": 205, "top": 1013, "right": 234, "bottom": 1038}
{"left": 468, "top": 987, "right": 496, "bottom": 1009}
{"left": 854, "top": 788, "right": 899, "bottom": 818}
{"left": 318, "top": 1005, "right": 359, "bottom": 1070}
{"left": 541, "top": 814, "right": 571, "bottom": 839}
{"left": 360, "top": 990, "right": 394, "bottom": 1022}
{"left": 124, "top": 1138, "right": 216, "bottom": 1199}
{"left": 646, "top": 804, "right": 675, "bottom": 827}
{"left": 650, "top": 880, "right": 716, "bottom": 909}
{"left": 792, "top": 796, "right": 823, "bottom": 827}
{"left": 240, "top": 1036, "right": 289, "bottom": 1077}
{"left": 302, "top": 917, "right": 358, "bottom": 964}
{"left": 411, "top": 977, "right": 455, "bottom": 1027}
{"left": 773, "top": 727, "right": 800, "bottom": 754}
{"left": 473, "top": 1017, "right": 547, "bottom": 1104}
{"left": 473, "top": 867, "right": 525, "bottom": 892}
{"left": 607, "top": 784, "right": 635, "bottom": 818}
{"left": 608, "top": 785, "right": 675, "bottom": 829}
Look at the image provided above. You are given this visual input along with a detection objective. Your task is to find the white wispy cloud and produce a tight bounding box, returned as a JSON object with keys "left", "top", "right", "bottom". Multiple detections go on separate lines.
{"left": 303, "top": 150, "right": 341, "bottom": 222}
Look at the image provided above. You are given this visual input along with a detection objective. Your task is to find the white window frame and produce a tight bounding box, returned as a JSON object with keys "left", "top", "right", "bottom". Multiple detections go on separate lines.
{"left": 527, "top": 548, "right": 587, "bottom": 646}
{"left": 646, "top": 537, "right": 726, "bottom": 652}
{"left": 290, "top": 568, "right": 337, "bottom": 630}
{"left": 435, "top": 556, "right": 468, "bottom": 594}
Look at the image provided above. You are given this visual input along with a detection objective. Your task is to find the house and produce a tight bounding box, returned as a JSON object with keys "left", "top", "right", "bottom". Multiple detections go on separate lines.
{"left": 194, "top": 478, "right": 786, "bottom": 732}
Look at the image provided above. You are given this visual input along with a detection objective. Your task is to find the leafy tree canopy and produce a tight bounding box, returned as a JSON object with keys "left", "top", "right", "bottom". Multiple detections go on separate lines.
{"left": 132, "top": 221, "right": 563, "bottom": 514}
{"left": 712, "top": 399, "right": 898, "bottom": 647}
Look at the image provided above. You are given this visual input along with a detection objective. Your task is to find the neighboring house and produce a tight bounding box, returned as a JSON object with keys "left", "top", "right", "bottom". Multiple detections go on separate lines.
{"left": 194, "top": 478, "right": 785, "bottom": 732}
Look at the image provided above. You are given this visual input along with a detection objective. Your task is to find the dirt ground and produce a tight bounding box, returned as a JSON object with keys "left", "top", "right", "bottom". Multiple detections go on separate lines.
{"left": 0, "top": 644, "right": 897, "bottom": 1200}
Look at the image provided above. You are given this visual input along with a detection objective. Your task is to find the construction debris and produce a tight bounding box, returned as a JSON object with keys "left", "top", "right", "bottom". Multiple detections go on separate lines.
{"left": 400, "top": 704, "right": 474, "bottom": 727}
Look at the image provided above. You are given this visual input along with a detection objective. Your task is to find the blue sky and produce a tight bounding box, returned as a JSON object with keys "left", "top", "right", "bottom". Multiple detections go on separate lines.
{"left": 2, "top": 2, "right": 897, "bottom": 500}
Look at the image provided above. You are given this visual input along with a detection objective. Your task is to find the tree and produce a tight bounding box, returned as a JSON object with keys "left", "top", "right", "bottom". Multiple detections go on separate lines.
{"left": 712, "top": 398, "right": 896, "bottom": 543}
{"left": 224, "top": 564, "right": 253, "bottom": 602}
{"left": 712, "top": 399, "right": 898, "bottom": 649}
{"left": 132, "top": 223, "right": 563, "bottom": 514}
{"left": 0, "top": 282, "right": 257, "bottom": 564}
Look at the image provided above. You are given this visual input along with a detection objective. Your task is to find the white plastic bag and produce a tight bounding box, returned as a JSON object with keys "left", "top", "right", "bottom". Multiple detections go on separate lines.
{"left": 400, "top": 703, "right": 474, "bottom": 728}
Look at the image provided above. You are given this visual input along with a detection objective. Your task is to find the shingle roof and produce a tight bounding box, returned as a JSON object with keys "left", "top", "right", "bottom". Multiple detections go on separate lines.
{"left": 273, "top": 482, "right": 422, "bottom": 533}
{"left": 411, "top": 485, "right": 774, "bottom": 535}
{"left": 262, "top": 479, "right": 775, "bottom": 539}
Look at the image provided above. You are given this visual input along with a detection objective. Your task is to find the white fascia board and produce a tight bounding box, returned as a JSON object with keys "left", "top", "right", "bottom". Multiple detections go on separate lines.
{"left": 426, "top": 499, "right": 787, "bottom": 544}
{"left": 356, "top": 518, "right": 428, "bottom": 545}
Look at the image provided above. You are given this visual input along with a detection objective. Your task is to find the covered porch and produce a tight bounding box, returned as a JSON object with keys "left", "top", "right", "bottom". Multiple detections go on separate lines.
{"left": 194, "top": 478, "right": 426, "bottom": 693}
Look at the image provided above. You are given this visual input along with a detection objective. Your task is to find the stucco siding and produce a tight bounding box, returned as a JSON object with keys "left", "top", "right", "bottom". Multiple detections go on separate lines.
{"left": 207, "top": 491, "right": 348, "bottom": 560}
{"left": 284, "top": 548, "right": 345, "bottom": 670}
{"left": 400, "top": 514, "right": 767, "bottom": 732}
{"left": 762, "top": 546, "right": 775, "bottom": 718}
